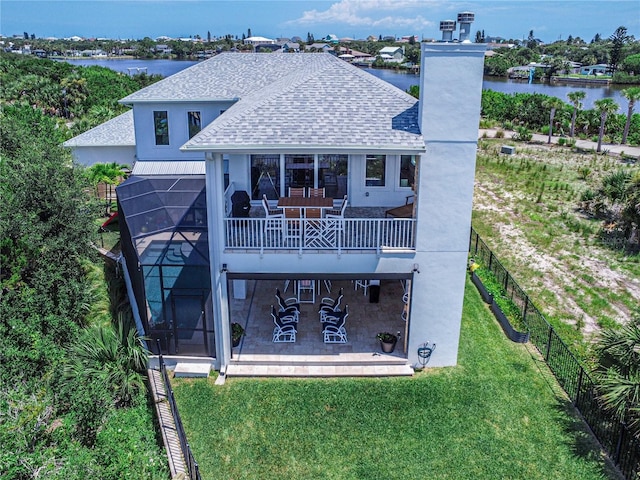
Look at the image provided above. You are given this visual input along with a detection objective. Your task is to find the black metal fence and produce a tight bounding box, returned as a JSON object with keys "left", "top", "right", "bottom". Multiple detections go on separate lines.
{"left": 469, "top": 227, "right": 639, "bottom": 480}
{"left": 157, "top": 341, "right": 202, "bottom": 480}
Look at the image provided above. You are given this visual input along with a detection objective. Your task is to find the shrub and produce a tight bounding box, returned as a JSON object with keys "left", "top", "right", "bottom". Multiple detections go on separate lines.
{"left": 513, "top": 126, "right": 532, "bottom": 142}
{"left": 494, "top": 129, "right": 505, "bottom": 139}
{"left": 557, "top": 137, "right": 567, "bottom": 146}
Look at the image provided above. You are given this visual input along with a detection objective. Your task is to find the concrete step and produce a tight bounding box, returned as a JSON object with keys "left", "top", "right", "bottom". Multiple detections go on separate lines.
{"left": 226, "top": 363, "right": 414, "bottom": 377}
{"left": 230, "top": 353, "right": 408, "bottom": 367}
{"left": 174, "top": 361, "right": 212, "bottom": 378}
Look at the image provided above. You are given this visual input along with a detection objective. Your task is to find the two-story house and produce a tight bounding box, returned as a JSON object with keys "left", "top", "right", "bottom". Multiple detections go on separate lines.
{"left": 65, "top": 43, "right": 485, "bottom": 375}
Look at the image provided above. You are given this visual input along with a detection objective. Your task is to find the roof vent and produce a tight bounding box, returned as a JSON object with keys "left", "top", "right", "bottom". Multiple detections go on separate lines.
{"left": 439, "top": 20, "right": 456, "bottom": 42}
{"left": 457, "top": 12, "right": 475, "bottom": 42}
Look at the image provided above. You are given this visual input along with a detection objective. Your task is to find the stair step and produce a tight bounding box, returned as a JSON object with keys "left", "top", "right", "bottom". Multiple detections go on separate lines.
{"left": 174, "top": 362, "right": 212, "bottom": 378}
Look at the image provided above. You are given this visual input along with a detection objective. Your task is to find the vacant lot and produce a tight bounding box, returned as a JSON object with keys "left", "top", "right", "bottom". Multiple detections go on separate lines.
{"left": 472, "top": 139, "right": 640, "bottom": 354}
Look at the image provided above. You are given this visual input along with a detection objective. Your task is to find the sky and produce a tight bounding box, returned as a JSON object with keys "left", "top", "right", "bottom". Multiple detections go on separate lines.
{"left": 1, "top": 0, "right": 638, "bottom": 43}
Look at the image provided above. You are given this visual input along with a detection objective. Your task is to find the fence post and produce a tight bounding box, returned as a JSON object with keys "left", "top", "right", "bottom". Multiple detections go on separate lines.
{"left": 545, "top": 327, "right": 553, "bottom": 362}
{"left": 575, "top": 368, "right": 583, "bottom": 406}
{"left": 488, "top": 250, "right": 493, "bottom": 270}
{"left": 522, "top": 297, "right": 529, "bottom": 323}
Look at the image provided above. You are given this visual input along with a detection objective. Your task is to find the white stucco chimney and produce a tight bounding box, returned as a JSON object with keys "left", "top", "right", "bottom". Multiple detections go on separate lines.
{"left": 408, "top": 42, "right": 485, "bottom": 367}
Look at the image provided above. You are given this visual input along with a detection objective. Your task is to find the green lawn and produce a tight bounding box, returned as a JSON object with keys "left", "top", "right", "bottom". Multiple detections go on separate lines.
{"left": 172, "top": 277, "right": 618, "bottom": 480}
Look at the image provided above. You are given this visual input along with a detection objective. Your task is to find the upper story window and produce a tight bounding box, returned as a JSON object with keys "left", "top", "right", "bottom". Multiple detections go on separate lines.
{"left": 187, "top": 111, "right": 202, "bottom": 139}
{"left": 153, "top": 111, "right": 169, "bottom": 145}
{"left": 399, "top": 155, "right": 416, "bottom": 189}
{"left": 365, "top": 154, "right": 386, "bottom": 187}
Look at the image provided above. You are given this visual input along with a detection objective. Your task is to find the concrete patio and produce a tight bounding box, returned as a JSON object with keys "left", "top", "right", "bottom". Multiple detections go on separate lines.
{"left": 226, "top": 278, "right": 414, "bottom": 377}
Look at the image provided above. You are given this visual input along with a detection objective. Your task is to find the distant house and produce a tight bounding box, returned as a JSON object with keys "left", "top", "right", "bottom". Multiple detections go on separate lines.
{"left": 280, "top": 42, "right": 300, "bottom": 53}
{"left": 155, "top": 44, "right": 173, "bottom": 55}
{"left": 323, "top": 34, "right": 339, "bottom": 44}
{"left": 64, "top": 45, "right": 487, "bottom": 374}
{"left": 307, "top": 43, "right": 332, "bottom": 53}
{"left": 243, "top": 36, "right": 276, "bottom": 46}
{"left": 580, "top": 64, "right": 609, "bottom": 75}
{"left": 379, "top": 46, "right": 404, "bottom": 62}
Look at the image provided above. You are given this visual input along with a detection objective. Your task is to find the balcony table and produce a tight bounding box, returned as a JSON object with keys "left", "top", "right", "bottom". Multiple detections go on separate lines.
{"left": 277, "top": 196, "right": 334, "bottom": 215}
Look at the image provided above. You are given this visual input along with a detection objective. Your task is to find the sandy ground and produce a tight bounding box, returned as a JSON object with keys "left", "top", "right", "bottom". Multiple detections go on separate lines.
{"left": 473, "top": 135, "right": 640, "bottom": 338}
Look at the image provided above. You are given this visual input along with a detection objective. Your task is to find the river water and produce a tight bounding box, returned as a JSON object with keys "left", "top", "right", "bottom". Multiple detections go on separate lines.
{"left": 63, "top": 58, "right": 627, "bottom": 112}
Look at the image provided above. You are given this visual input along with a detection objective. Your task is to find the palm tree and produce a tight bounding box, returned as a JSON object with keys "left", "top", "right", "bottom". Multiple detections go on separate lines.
{"left": 567, "top": 91, "right": 586, "bottom": 137}
{"left": 595, "top": 311, "right": 640, "bottom": 435}
{"left": 594, "top": 98, "right": 619, "bottom": 152}
{"left": 543, "top": 97, "right": 565, "bottom": 144}
{"left": 621, "top": 87, "right": 640, "bottom": 145}
{"left": 64, "top": 315, "right": 149, "bottom": 407}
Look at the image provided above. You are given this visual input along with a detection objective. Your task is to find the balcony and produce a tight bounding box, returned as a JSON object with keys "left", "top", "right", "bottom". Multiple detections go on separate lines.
{"left": 224, "top": 216, "right": 416, "bottom": 254}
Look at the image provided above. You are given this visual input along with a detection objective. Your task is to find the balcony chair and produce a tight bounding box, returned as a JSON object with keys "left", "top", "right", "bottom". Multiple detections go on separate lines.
{"left": 275, "top": 288, "right": 300, "bottom": 321}
{"left": 271, "top": 305, "right": 297, "bottom": 343}
{"left": 321, "top": 305, "right": 349, "bottom": 343}
{"left": 385, "top": 194, "right": 414, "bottom": 218}
{"left": 308, "top": 187, "right": 325, "bottom": 198}
{"left": 318, "top": 287, "right": 343, "bottom": 322}
{"left": 326, "top": 195, "right": 347, "bottom": 218}
{"left": 283, "top": 207, "right": 302, "bottom": 244}
{"left": 288, "top": 187, "right": 306, "bottom": 197}
{"left": 262, "top": 194, "right": 283, "bottom": 233}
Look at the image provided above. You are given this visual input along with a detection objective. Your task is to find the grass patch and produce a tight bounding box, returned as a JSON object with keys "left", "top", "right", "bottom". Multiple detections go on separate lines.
{"left": 172, "top": 279, "right": 617, "bottom": 480}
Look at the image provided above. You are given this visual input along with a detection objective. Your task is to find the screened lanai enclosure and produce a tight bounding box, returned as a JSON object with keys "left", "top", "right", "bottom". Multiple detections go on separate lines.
{"left": 117, "top": 176, "right": 214, "bottom": 356}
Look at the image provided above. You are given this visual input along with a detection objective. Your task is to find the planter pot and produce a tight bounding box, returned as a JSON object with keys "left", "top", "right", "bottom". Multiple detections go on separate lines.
{"left": 471, "top": 272, "right": 493, "bottom": 304}
{"left": 490, "top": 301, "right": 530, "bottom": 343}
{"left": 232, "top": 336, "right": 242, "bottom": 347}
{"left": 380, "top": 339, "right": 397, "bottom": 353}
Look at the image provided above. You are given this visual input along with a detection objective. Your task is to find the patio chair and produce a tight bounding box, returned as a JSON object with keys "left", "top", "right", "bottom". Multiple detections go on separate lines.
{"left": 354, "top": 280, "right": 369, "bottom": 295}
{"left": 275, "top": 288, "right": 300, "bottom": 321}
{"left": 271, "top": 305, "right": 297, "bottom": 343}
{"left": 326, "top": 195, "right": 347, "bottom": 218}
{"left": 288, "top": 187, "right": 306, "bottom": 197}
{"left": 385, "top": 194, "right": 414, "bottom": 218}
{"left": 318, "top": 287, "right": 343, "bottom": 322}
{"left": 262, "top": 194, "right": 283, "bottom": 233}
{"left": 283, "top": 207, "right": 302, "bottom": 243}
{"left": 321, "top": 305, "right": 349, "bottom": 343}
{"left": 308, "top": 187, "right": 325, "bottom": 198}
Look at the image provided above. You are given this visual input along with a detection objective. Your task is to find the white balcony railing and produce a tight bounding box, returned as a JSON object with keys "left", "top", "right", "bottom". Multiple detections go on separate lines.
{"left": 224, "top": 218, "right": 416, "bottom": 254}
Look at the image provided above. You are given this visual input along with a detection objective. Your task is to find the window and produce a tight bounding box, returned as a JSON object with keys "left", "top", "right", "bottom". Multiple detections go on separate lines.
{"left": 187, "top": 111, "right": 201, "bottom": 139}
{"left": 250, "top": 154, "right": 280, "bottom": 200}
{"left": 153, "top": 111, "right": 169, "bottom": 145}
{"left": 285, "top": 154, "right": 314, "bottom": 192}
{"left": 399, "top": 155, "right": 416, "bottom": 188}
{"left": 319, "top": 154, "right": 348, "bottom": 198}
{"left": 365, "top": 154, "right": 386, "bottom": 186}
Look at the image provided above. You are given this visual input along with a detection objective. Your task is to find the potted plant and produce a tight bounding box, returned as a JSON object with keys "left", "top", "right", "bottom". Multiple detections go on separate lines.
{"left": 231, "top": 322, "right": 245, "bottom": 347}
{"left": 376, "top": 332, "right": 398, "bottom": 353}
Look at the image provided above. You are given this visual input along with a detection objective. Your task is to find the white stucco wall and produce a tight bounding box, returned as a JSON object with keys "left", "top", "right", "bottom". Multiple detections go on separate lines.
{"left": 133, "top": 101, "right": 235, "bottom": 161}
{"left": 69, "top": 145, "right": 136, "bottom": 167}
{"left": 408, "top": 42, "right": 486, "bottom": 367}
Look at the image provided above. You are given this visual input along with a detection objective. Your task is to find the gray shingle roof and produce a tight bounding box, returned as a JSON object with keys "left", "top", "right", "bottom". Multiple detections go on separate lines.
{"left": 180, "top": 53, "right": 423, "bottom": 153}
{"left": 63, "top": 110, "right": 134, "bottom": 147}
{"left": 120, "top": 53, "right": 322, "bottom": 103}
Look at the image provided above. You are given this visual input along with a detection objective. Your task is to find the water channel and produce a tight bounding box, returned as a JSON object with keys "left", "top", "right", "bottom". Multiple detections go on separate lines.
{"left": 62, "top": 57, "right": 627, "bottom": 112}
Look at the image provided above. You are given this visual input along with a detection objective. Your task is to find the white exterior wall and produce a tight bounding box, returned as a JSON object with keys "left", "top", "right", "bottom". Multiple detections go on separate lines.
{"left": 409, "top": 43, "right": 486, "bottom": 367}
{"left": 69, "top": 145, "right": 135, "bottom": 167}
{"left": 133, "top": 101, "right": 235, "bottom": 161}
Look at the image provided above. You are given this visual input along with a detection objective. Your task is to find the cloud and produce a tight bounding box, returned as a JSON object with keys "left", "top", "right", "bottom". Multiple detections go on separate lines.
{"left": 286, "top": 0, "right": 437, "bottom": 30}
